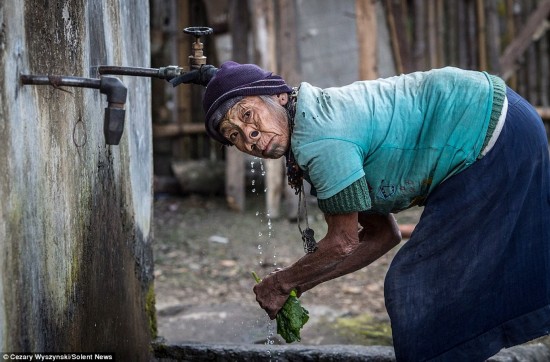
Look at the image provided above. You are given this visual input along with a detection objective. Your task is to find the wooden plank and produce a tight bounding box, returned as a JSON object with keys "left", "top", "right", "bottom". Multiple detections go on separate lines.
{"left": 251, "top": 0, "right": 276, "bottom": 69}
{"left": 467, "top": 0, "right": 478, "bottom": 68}
{"left": 486, "top": 0, "right": 501, "bottom": 73}
{"left": 153, "top": 123, "right": 205, "bottom": 138}
{"left": 426, "top": 0, "right": 437, "bottom": 68}
{"left": 250, "top": 0, "right": 283, "bottom": 217}
{"left": 356, "top": 0, "right": 378, "bottom": 79}
{"left": 457, "top": 0, "right": 468, "bottom": 67}
{"left": 275, "top": 0, "right": 301, "bottom": 219}
{"left": 276, "top": 0, "right": 300, "bottom": 86}
{"left": 224, "top": 0, "right": 250, "bottom": 212}
{"left": 435, "top": 0, "right": 444, "bottom": 67}
{"left": 393, "top": 1, "right": 414, "bottom": 73}
{"left": 386, "top": 0, "right": 403, "bottom": 74}
{"left": 175, "top": 0, "right": 192, "bottom": 161}
{"left": 499, "top": 0, "right": 550, "bottom": 80}
{"left": 476, "top": 0, "right": 487, "bottom": 70}
{"left": 413, "top": 0, "right": 426, "bottom": 70}
{"left": 540, "top": 23, "right": 549, "bottom": 107}
{"left": 537, "top": 107, "right": 550, "bottom": 120}
{"left": 505, "top": 0, "right": 518, "bottom": 89}
{"left": 446, "top": 0, "right": 458, "bottom": 66}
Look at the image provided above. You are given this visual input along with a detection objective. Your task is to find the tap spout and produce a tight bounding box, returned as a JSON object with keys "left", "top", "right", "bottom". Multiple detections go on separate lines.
{"left": 19, "top": 74, "right": 128, "bottom": 145}
{"left": 100, "top": 76, "right": 128, "bottom": 145}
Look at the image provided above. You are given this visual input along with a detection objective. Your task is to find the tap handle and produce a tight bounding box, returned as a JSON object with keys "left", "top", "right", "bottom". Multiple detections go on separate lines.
{"left": 183, "top": 27, "right": 213, "bottom": 38}
{"left": 183, "top": 27, "right": 213, "bottom": 68}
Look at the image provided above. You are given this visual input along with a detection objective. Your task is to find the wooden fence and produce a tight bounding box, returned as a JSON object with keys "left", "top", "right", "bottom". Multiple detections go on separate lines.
{"left": 384, "top": 0, "right": 550, "bottom": 108}
{"left": 150, "top": 0, "right": 550, "bottom": 197}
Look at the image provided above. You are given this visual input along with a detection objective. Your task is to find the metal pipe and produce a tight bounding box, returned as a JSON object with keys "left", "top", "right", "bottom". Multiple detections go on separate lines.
{"left": 19, "top": 74, "right": 128, "bottom": 145}
{"left": 96, "top": 66, "right": 161, "bottom": 78}
{"left": 20, "top": 74, "right": 101, "bottom": 89}
{"left": 95, "top": 65, "right": 186, "bottom": 80}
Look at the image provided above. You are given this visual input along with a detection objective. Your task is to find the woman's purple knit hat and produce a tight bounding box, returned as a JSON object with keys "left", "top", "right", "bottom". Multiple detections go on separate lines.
{"left": 203, "top": 61, "right": 293, "bottom": 145}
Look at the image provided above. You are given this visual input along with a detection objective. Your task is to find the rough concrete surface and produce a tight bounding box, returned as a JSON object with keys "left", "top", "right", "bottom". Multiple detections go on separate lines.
{"left": 0, "top": 1, "right": 153, "bottom": 359}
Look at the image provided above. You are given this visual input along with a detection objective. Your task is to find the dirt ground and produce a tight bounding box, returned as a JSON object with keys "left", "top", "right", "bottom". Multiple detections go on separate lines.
{"left": 152, "top": 188, "right": 423, "bottom": 345}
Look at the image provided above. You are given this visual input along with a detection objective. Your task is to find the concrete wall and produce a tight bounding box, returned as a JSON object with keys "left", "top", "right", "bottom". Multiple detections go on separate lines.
{"left": 0, "top": 1, "right": 153, "bottom": 360}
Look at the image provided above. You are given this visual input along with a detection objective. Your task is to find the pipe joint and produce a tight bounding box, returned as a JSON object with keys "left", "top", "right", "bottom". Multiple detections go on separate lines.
{"left": 100, "top": 76, "right": 128, "bottom": 105}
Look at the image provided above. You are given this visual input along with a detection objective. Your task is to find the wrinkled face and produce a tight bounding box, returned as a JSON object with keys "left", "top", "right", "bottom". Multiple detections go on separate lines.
{"left": 219, "top": 94, "right": 290, "bottom": 159}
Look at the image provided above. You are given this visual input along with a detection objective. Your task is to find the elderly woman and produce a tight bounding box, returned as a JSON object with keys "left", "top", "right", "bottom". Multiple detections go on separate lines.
{"left": 181, "top": 61, "right": 550, "bottom": 361}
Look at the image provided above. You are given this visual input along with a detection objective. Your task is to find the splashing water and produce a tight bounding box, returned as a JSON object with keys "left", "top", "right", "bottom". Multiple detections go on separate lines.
{"left": 251, "top": 157, "right": 280, "bottom": 354}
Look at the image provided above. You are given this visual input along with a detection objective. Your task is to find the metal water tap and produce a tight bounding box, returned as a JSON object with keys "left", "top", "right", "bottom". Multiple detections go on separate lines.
{"left": 18, "top": 26, "right": 214, "bottom": 145}
{"left": 96, "top": 27, "right": 214, "bottom": 81}
{"left": 185, "top": 26, "right": 212, "bottom": 69}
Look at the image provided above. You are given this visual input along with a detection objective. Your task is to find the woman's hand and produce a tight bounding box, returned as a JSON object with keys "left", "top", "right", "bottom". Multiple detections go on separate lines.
{"left": 253, "top": 270, "right": 289, "bottom": 319}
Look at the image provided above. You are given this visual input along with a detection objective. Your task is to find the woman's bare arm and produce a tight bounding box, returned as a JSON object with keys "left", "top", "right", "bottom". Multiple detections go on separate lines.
{"left": 253, "top": 212, "right": 401, "bottom": 319}
{"left": 296, "top": 212, "right": 401, "bottom": 294}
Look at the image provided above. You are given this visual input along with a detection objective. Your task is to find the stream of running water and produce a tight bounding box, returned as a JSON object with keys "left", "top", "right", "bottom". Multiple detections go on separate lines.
{"left": 250, "top": 157, "right": 280, "bottom": 360}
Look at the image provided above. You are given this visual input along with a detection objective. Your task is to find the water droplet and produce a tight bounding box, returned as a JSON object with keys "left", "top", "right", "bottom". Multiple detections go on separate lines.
{"left": 255, "top": 211, "right": 260, "bottom": 216}
{"left": 252, "top": 188, "right": 256, "bottom": 193}
{"left": 252, "top": 180, "right": 255, "bottom": 185}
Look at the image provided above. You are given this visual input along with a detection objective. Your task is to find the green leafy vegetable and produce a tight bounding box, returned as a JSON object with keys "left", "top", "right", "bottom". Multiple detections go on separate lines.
{"left": 251, "top": 271, "right": 309, "bottom": 343}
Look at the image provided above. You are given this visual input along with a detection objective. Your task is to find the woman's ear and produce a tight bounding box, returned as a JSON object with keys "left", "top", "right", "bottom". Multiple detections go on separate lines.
{"left": 276, "top": 93, "right": 289, "bottom": 106}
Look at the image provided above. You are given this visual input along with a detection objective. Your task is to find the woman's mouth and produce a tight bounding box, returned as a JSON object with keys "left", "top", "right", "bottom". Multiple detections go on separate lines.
{"left": 261, "top": 137, "right": 275, "bottom": 157}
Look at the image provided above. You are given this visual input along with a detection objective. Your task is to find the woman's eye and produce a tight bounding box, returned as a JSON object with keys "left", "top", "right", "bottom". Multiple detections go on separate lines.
{"left": 229, "top": 132, "right": 238, "bottom": 141}
{"left": 244, "top": 110, "right": 251, "bottom": 120}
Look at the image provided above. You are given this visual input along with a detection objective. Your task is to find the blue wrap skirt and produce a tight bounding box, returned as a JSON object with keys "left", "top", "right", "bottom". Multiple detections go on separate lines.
{"left": 384, "top": 87, "right": 550, "bottom": 361}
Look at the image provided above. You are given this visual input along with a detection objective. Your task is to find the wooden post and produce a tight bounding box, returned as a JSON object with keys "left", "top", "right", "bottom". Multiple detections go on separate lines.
{"left": 426, "top": 0, "right": 438, "bottom": 68}
{"left": 356, "top": 0, "right": 378, "bottom": 80}
{"left": 457, "top": 0, "right": 468, "bottom": 68}
{"left": 413, "top": 0, "right": 426, "bottom": 70}
{"left": 386, "top": 1, "right": 403, "bottom": 74}
{"left": 276, "top": 0, "right": 301, "bottom": 219}
{"left": 536, "top": 107, "right": 550, "bottom": 121}
{"left": 435, "top": 0, "right": 444, "bottom": 68}
{"left": 540, "top": 26, "right": 549, "bottom": 108}
{"left": 249, "top": 0, "right": 284, "bottom": 217}
{"left": 505, "top": 0, "right": 517, "bottom": 89}
{"left": 176, "top": 1, "right": 192, "bottom": 160}
{"left": 476, "top": 0, "right": 488, "bottom": 70}
{"left": 467, "top": 0, "right": 478, "bottom": 69}
{"left": 486, "top": 0, "right": 501, "bottom": 73}
{"left": 225, "top": 0, "right": 250, "bottom": 211}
